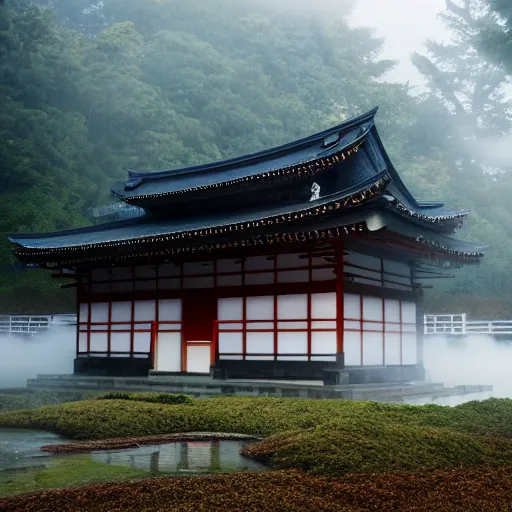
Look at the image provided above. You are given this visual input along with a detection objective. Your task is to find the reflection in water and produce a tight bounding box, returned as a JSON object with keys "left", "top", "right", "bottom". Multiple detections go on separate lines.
{"left": 90, "top": 440, "right": 266, "bottom": 474}
{"left": 0, "top": 428, "right": 67, "bottom": 470}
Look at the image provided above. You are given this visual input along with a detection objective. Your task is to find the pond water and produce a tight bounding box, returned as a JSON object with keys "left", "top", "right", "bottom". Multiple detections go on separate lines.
{"left": 0, "top": 428, "right": 266, "bottom": 475}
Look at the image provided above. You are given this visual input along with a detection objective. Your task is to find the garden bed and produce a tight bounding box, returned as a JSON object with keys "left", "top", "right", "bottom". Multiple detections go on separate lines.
{"left": 1, "top": 467, "right": 512, "bottom": 511}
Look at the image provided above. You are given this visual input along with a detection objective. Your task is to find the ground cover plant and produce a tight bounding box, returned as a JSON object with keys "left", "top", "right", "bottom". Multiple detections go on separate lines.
{"left": 0, "top": 456, "right": 150, "bottom": 499}
{"left": 2, "top": 467, "right": 512, "bottom": 512}
{"left": 0, "top": 389, "right": 100, "bottom": 412}
{"left": 2, "top": 396, "right": 512, "bottom": 478}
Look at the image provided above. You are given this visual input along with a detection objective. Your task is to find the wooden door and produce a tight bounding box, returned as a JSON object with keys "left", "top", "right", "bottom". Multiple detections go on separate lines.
{"left": 182, "top": 294, "right": 217, "bottom": 373}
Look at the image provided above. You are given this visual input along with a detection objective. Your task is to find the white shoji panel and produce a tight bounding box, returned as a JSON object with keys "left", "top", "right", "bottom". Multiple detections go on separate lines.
{"left": 311, "top": 292, "right": 336, "bottom": 319}
{"left": 78, "top": 332, "right": 88, "bottom": 352}
{"left": 344, "top": 294, "right": 361, "bottom": 320}
{"left": 79, "top": 303, "right": 89, "bottom": 323}
{"left": 384, "top": 333, "right": 401, "bottom": 365}
{"left": 384, "top": 298, "right": 401, "bottom": 323}
{"left": 402, "top": 333, "right": 418, "bottom": 365}
{"left": 277, "top": 294, "right": 308, "bottom": 320}
{"left": 246, "top": 332, "right": 274, "bottom": 355}
{"left": 363, "top": 296, "right": 383, "bottom": 322}
{"left": 158, "top": 299, "right": 182, "bottom": 322}
{"left": 401, "top": 301, "right": 417, "bottom": 324}
{"left": 157, "top": 332, "right": 181, "bottom": 372}
{"left": 91, "top": 303, "right": 109, "bottom": 323}
{"left": 311, "top": 332, "right": 337, "bottom": 355}
{"left": 246, "top": 296, "right": 274, "bottom": 320}
{"left": 362, "top": 332, "right": 384, "bottom": 366}
{"left": 110, "top": 332, "right": 131, "bottom": 353}
{"left": 218, "top": 332, "right": 243, "bottom": 354}
{"left": 134, "top": 301, "right": 156, "bottom": 321}
{"left": 218, "top": 298, "right": 243, "bottom": 321}
{"left": 134, "top": 332, "right": 151, "bottom": 353}
{"left": 344, "top": 331, "right": 361, "bottom": 366}
{"left": 90, "top": 332, "right": 108, "bottom": 352}
{"left": 111, "top": 302, "right": 132, "bottom": 322}
{"left": 277, "top": 331, "right": 307, "bottom": 355}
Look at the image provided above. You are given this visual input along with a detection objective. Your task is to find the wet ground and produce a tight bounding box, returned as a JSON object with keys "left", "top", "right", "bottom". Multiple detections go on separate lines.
{"left": 0, "top": 428, "right": 266, "bottom": 476}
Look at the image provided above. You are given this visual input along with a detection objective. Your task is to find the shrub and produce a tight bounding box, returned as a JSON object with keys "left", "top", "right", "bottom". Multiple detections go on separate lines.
{"left": 99, "top": 392, "right": 194, "bottom": 405}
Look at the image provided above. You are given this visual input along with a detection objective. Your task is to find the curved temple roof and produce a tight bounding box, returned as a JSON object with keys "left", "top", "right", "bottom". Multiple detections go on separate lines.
{"left": 9, "top": 107, "right": 484, "bottom": 268}
{"left": 111, "top": 109, "right": 378, "bottom": 204}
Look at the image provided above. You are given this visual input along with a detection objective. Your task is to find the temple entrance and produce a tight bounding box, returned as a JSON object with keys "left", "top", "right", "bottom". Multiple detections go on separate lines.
{"left": 181, "top": 295, "right": 216, "bottom": 374}
{"left": 155, "top": 299, "right": 182, "bottom": 373}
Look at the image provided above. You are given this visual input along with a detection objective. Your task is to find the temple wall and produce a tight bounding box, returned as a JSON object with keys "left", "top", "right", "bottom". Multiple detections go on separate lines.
{"left": 76, "top": 249, "right": 420, "bottom": 375}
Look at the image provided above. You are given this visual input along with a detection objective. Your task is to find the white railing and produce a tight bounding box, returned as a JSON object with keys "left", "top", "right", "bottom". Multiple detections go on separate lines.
{"left": 0, "top": 314, "right": 77, "bottom": 336}
{"left": 424, "top": 314, "right": 512, "bottom": 336}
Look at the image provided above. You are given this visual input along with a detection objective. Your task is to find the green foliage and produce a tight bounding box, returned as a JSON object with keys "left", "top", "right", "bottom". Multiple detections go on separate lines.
{"left": 0, "top": 389, "right": 99, "bottom": 412}
{"left": 0, "top": 455, "right": 150, "bottom": 498}
{"left": 99, "top": 392, "right": 193, "bottom": 405}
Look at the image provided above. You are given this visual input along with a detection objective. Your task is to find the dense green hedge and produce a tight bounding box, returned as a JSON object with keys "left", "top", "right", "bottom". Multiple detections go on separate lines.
{"left": 99, "top": 392, "right": 194, "bottom": 405}
{"left": 0, "top": 389, "right": 99, "bottom": 412}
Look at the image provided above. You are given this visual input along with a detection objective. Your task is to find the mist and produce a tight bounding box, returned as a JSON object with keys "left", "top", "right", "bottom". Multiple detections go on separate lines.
{"left": 0, "top": 328, "right": 75, "bottom": 388}
{"left": 421, "top": 334, "right": 512, "bottom": 404}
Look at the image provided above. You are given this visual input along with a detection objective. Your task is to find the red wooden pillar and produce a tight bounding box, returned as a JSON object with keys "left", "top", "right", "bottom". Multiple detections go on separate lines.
{"left": 334, "top": 240, "right": 345, "bottom": 363}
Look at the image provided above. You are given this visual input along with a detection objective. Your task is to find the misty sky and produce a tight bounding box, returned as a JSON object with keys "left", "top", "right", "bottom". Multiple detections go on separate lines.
{"left": 349, "top": 0, "right": 449, "bottom": 88}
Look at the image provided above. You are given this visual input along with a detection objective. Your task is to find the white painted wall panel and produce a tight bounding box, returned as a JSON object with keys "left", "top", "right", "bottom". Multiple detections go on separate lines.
{"left": 246, "top": 322, "right": 274, "bottom": 330}
{"left": 218, "top": 298, "right": 243, "bottom": 321}
{"left": 384, "top": 299, "right": 401, "bottom": 323}
{"left": 111, "top": 302, "right": 132, "bottom": 322}
{"left": 187, "top": 346, "right": 211, "bottom": 374}
{"left": 385, "top": 323, "right": 401, "bottom": 333}
{"left": 278, "top": 321, "right": 308, "bottom": 330}
{"left": 111, "top": 324, "right": 131, "bottom": 331}
{"left": 134, "top": 332, "right": 151, "bottom": 353}
{"left": 311, "top": 292, "right": 336, "bottom": 319}
{"left": 344, "top": 294, "right": 361, "bottom": 319}
{"left": 311, "top": 332, "right": 336, "bottom": 355}
{"left": 363, "top": 296, "right": 383, "bottom": 322}
{"left": 246, "top": 332, "right": 274, "bottom": 354}
{"left": 246, "top": 296, "right": 274, "bottom": 320}
{"left": 134, "top": 301, "right": 156, "bottom": 321}
{"left": 218, "top": 332, "right": 243, "bottom": 354}
{"left": 312, "top": 321, "right": 336, "bottom": 329}
{"left": 90, "top": 332, "right": 108, "bottom": 352}
{"left": 344, "top": 332, "right": 362, "bottom": 366}
{"left": 78, "top": 332, "right": 88, "bottom": 353}
{"left": 246, "top": 356, "right": 275, "bottom": 361}
{"left": 79, "top": 304, "right": 89, "bottom": 323}
{"left": 278, "top": 294, "right": 308, "bottom": 319}
{"left": 384, "top": 333, "right": 401, "bottom": 365}
{"left": 402, "top": 333, "right": 418, "bottom": 365}
{"left": 363, "top": 332, "right": 384, "bottom": 366}
{"left": 110, "top": 332, "right": 131, "bottom": 353}
{"left": 311, "top": 356, "right": 336, "bottom": 362}
{"left": 91, "top": 303, "right": 109, "bottom": 323}
{"left": 344, "top": 320, "right": 361, "bottom": 330}
{"left": 278, "top": 356, "right": 308, "bottom": 361}
{"left": 218, "top": 322, "right": 244, "bottom": 331}
{"left": 157, "top": 332, "right": 181, "bottom": 372}
{"left": 401, "top": 302, "right": 417, "bottom": 324}
{"left": 277, "top": 331, "right": 307, "bottom": 354}
{"left": 158, "top": 299, "right": 182, "bottom": 322}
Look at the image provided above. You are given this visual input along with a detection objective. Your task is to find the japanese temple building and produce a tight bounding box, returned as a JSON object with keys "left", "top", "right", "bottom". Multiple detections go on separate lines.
{"left": 9, "top": 108, "right": 485, "bottom": 384}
